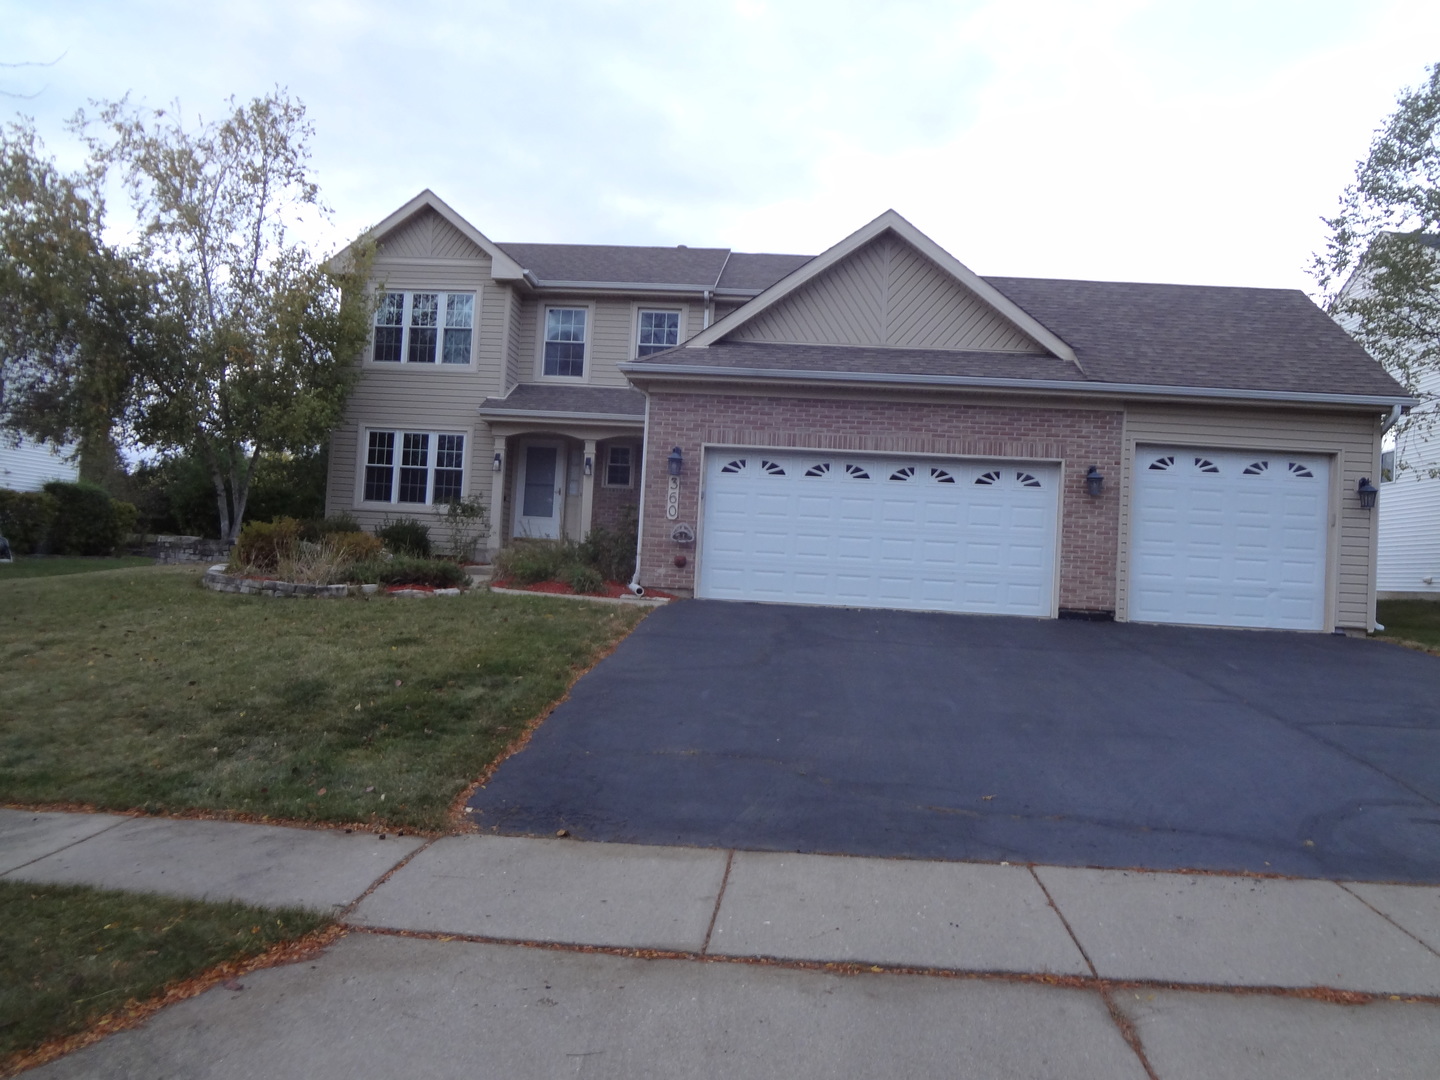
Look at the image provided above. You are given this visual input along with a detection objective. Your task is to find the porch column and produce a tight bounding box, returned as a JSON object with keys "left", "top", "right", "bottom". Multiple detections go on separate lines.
{"left": 580, "top": 439, "right": 597, "bottom": 540}
{"left": 487, "top": 435, "right": 507, "bottom": 557}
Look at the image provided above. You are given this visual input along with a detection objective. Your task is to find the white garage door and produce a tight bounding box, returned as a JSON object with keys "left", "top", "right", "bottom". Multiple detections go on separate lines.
{"left": 697, "top": 449, "right": 1059, "bottom": 616}
{"left": 1131, "top": 447, "right": 1331, "bottom": 630}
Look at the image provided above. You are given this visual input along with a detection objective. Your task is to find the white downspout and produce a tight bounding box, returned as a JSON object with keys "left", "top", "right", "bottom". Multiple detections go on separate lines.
{"left": 1370, "top": 405, "right": 1406, "bottom": 632}
{"left": 627, "top": 391, "right": 652, "bottom": 595}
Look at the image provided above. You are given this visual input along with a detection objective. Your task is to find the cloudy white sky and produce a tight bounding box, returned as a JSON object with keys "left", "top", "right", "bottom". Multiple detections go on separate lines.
{"left": 4, "top": 0, "right": 1437, "bottom": 291}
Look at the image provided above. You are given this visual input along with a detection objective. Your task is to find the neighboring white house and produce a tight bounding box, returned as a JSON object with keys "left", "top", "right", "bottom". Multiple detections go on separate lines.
{"left": 0, "top": 433, "right": 80, "bottom": 492}
{"left": 1377, "top": 366, "right": 1440, "bottom": 597}
{"left": 1337, "top": 234, "right": 1440, "bottom": 598}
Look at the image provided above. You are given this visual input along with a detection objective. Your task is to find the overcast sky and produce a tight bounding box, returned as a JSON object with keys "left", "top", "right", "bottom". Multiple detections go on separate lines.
{"left": 4, "top": 0, "right": 1437, "bottom": 291}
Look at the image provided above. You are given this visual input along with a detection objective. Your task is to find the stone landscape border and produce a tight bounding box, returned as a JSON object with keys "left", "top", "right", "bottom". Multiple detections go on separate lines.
{"left": 202, "top": 565, "right": 462, "bottom": 599}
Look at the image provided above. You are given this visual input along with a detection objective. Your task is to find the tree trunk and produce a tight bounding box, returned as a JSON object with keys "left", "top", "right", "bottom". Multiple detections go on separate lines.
{"left": 207, "top": 459, "right": 232, "bottom": 543}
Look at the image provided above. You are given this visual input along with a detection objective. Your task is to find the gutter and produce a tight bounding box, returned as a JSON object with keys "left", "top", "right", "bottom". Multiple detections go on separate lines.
{"left": 525, "top": 279, "right": 764, "bottom": 298}
{"left": 616, "top": 362, "right": 1418, "bottom": 410}
{"left": 1382, "top": 403, "right": 1406, "bottom": 434}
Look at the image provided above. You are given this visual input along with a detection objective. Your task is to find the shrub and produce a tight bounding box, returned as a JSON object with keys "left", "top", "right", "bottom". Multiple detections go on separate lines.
{"left": 0, "top": 489, "right": 59, "bottom": 555}
{"left": 493, "top": 539, "right": 580, "bottom": 585}
{"left": 375, "top": 517, "right": 431, "bottom": 557}
{"left": 562, "top": 563, "right": 605, "bottom": 595}
{"left": 43, "top": 481, "right": 125, "bottom": 555}
{"left": 347, "top": 556, "right": 466, "bottom": 588}
{"left": 439, "top": 496, "right": 489, "bottom": 562}
{"left": 580, "top": 508, "right": 638, "bottom": 583}
{"left": 231, "top": 518, "right": 302, "bottom": 572}
{"left": 327, "top": 531, "right": 382, "bottom": 562}
{"left": 113, "top": 500, "right": 139, "bottom": 541}
{"left": 297, "top": 513, "right": 361, "bottom": 542}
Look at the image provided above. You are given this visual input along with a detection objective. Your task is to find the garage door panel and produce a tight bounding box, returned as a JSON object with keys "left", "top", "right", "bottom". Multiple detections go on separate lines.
{"left": 1132, "top": 446, "right": 1328, "bottom": 631}
{"left": 698, "top": 450, "right": 1058, "bottom": 616}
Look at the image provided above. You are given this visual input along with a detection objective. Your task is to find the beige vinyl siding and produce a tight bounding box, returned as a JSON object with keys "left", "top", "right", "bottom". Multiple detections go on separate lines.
{"left": 1118, "top": 404, "right": 1383, "bottom": 630}
{"left": 686, "top": 303, "right": 706, "bottom": 339}
{"left": 327, "top": 234, "right": 503, "bottom": 533}
{"left": 530, "top": 296, "right": 693, "bottom": 386}
{"left": 730, "top": 235, "right": 1045, "bottom": 354}
{"left": 378, "top": 208, "right": 488, "bottom": 260}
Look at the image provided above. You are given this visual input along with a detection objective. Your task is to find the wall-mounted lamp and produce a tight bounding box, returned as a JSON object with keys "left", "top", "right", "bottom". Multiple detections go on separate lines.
{"left": 492, "top": 451, "right": 503, "bottom": 472}
{"left": 1357, "top": 477, "right": 1378, "bottom": 510}
{"left": 583, "top": 455, "right": 593, "bottom": 476}
{"left": 1084, "top": 465, "right": 1105, "bottom": 497}
{"left": 667, "top": 446, "right": 684, "bottom": 476}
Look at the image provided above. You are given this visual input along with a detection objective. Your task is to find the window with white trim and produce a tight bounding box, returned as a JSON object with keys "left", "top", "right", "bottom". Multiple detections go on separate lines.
{"left": 543, "top": 307, "right": 587, "bottom": 377}
{"left": 604, "top": 445, "right": 634, "bottom": 488}
{"left": 636, "top": 310, "right": 681, "bottom": 357}
{"left": 364, "top": 430, "right": 465, "bottom": 503}
{"left": 372, "top": 291, "right": 474, "bottom": 364}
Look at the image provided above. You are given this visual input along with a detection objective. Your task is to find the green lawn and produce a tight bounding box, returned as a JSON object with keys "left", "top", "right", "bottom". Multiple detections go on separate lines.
{"left": 0, "top": 556, "right": 155, "bottom": 580}
{"left": 1375, "top": 598, "right": 1440, "bottom": 652}
{"left": 0, "top": 566, "right": 648, "bottom": 831}
{"left": 0, "top": 880, "right": 330, "bottom": 1068}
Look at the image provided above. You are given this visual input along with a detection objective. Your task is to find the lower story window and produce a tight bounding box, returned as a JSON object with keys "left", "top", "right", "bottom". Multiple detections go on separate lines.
{"left": 365, "top": 430, "right": 466, "bottom": 503}
{"left": 604, "top": 444, "right": 634, "bottom": 487}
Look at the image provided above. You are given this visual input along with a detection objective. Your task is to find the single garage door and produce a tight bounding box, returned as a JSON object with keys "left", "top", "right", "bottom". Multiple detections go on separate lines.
{"left": 1131, "top": 446, "right": 1331, "bottom": 630}
{"left": 697, "top": 449, "right": 1059, "bottom": 616}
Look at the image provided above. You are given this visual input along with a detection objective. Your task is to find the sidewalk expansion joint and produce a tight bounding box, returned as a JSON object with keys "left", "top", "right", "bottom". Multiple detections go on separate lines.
{"left": 340, "top": 835, "right": 439, "bottom": 920}
{"left": 341, "top": 925, "right": 1440, "bottom": 1006}
{"left": 700, "top": 849, "right": 734, "bottom": 956}
{"left": 0, "top": 814, "right": 132, "bottom": 879}
{"left": 1336, "top": 879, "right": 1440, "bottom": 960}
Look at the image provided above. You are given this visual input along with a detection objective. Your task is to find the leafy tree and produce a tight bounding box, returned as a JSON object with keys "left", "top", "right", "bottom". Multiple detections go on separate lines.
{"left": 0, "top": 122, "right": 154, "bottom": 478}
{"left": 1312, "top": 63, "right": 1440, "bottom": 454}
{"left": 71, "top": 91, "right": 375, "bottom": 541}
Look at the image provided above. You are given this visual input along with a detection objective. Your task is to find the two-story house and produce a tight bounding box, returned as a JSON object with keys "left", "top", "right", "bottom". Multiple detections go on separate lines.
{"left": 328, "top": 190, "right": 1410, "bottom": 633}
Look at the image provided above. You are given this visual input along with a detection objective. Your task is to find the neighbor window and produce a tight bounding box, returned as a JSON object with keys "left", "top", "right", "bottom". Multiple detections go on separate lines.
{"left": 604, "top": 445, "right": 634, "bottom": 487}
{"left": 364, "top": 430, "right": 465, "bottom": 503}
{"left": 372, "top": 291, "right": 474, "bottom": 364}
{"left": 636, "top": 310, "right": 681, "bottom": 357}
{"left": 543, "top": 307, "right": 587, "bottom": 377}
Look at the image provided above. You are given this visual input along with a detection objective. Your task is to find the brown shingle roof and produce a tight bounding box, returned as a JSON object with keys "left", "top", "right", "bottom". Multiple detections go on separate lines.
{"left": 629, "top": 278, "right": 1407, "bottom": 399}
{"left": 478, "top": 384, "right": 645, "bottom": 419}
{"left": 494, "top": 243, "right": 811, "bottom": 291}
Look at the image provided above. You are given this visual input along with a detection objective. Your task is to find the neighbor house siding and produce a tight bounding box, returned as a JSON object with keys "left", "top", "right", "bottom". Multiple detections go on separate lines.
{"left": 731, "top": 235, "right": 1045, "bottom": 353}
{"left": 638, "top": 389, "right": 1122, "bottom": 607}
{"left": 0, "top": 438, "right": 78, "bottom": 492}
{"left": 1118, "top": 404, "right": 1382, "bottom": 630}
{"left": 1378, "top": 368, "right": 1440, "bottom": 595}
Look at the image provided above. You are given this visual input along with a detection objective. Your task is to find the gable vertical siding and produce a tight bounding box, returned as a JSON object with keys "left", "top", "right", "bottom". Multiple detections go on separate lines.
{"left": 378, "top": 208, "right": 486, "bottom": 260}
{"left": 729, "top": 235, "right": 1045, "bottom": 353}
{"left": 1118, "top": 405, "right": 1382, "bottom": 630}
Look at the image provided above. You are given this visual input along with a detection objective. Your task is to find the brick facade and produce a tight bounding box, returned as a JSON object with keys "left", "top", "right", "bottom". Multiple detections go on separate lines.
{"left": 638, "top": 390, "right": 1124, "bottom": 612}
{"left": 591, "top": 437, "right": 642, "bottom": 534}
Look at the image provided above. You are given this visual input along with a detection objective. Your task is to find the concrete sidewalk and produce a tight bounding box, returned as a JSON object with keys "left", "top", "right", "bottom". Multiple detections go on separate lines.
{"left": 5, "top": 808, "right": 1440, "bottom": 1078}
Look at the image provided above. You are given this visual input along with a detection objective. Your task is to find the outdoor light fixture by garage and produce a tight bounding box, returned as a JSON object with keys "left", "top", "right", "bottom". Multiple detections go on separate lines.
{"left": 1084, "top": 465, "right": 1105, "bottom": 497}
{"left": 667, "top": 446, "right": 684, "bottom": 476}
{"left": 1358, "top": 477, "right": 1378, "bottom": 510}
{"left": 492, "top": 451, "right": 503, "bottom": 472}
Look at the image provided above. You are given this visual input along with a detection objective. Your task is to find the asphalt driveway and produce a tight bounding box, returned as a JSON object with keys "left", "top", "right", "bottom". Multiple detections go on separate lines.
{"left": 468, "top": 601, "right": 1440, "bottom": 882}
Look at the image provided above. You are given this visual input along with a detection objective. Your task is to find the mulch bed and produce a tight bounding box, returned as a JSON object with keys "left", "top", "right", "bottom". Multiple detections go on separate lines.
{"left": 492, "top": 578, "right": 676, "bottom": 600}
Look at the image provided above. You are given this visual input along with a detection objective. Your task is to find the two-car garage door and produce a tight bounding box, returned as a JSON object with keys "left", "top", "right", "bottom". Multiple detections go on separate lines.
{"left": 697, "top": 449, "right": 1059, "bottom": 616}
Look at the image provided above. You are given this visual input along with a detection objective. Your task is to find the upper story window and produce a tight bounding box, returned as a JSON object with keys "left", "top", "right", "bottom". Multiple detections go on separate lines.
{"left": 373, "top": 291, "right": 474, "bottom": 365}
{"left": 637, "top": 310, "right": 681, "bottom": 357}
{"left": 543, "top": 307, "right": 588, "bottom": 377}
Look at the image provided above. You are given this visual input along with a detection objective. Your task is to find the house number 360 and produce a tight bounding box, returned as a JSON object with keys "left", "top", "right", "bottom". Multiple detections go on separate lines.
{"left": 665, "top": 476, "right": 680, "bottom": 520}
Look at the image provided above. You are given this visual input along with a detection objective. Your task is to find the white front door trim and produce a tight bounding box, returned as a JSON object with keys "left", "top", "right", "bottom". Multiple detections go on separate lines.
{"left": 513, "top": 439, "right": 567, "bottom": 540}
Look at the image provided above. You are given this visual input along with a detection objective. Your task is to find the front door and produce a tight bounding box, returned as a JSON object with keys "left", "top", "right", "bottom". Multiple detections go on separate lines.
{"left": 513, "top": 442, "right": 566, "bottom": 540}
